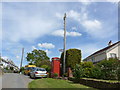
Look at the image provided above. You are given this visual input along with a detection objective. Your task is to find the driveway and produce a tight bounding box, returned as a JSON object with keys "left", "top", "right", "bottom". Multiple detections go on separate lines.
{"left": 2, "top": 73, "right": 33, "bottom": 88}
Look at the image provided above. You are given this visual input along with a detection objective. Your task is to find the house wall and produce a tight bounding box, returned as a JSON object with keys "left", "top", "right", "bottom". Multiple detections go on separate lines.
{"left": 118, "top": 43, "right": 120, "bottom": 60}
{"left": 85, "top": 52, "right": 107, "bottom": 63}
{"left": 83, "top": 42, "right": 120, "bottom": 63}
{"left": 106, "top": 43, "right": 120, "bottom": 59}
{"left": 94, "top": 52, "right": 107, "bottom": 62}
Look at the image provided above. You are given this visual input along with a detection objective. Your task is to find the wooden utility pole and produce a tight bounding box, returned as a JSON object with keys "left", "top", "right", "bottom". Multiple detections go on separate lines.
{"left": 63, "top": 13, "right": 66, "bottom": 75}
{"left": 20, "top": 48, "right": 24, "bottom": 69}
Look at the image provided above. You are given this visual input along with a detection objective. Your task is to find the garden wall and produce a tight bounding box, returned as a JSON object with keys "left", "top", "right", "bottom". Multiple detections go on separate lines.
{"left": 68, "top": 77, "right": 120, "bottom": 89}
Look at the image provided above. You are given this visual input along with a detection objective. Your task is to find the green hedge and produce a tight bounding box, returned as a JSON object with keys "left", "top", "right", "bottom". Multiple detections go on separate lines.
{"left": 73, "top": 58, "right": 120, "bottom": 80}
{"left": 68, "top": 77, "right": 120, "bottom": 89}
{"left": 60, "top": 49, "right": 81, "bottom": 75}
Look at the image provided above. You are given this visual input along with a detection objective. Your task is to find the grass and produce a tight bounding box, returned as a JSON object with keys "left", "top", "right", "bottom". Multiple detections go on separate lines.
{"left": 28, "top": 78, "right": 97, "bottom": 89}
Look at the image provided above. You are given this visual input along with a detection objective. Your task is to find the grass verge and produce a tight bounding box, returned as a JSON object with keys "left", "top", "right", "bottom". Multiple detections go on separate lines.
{"left": 28, "top": 78, "right": 97, "bottom": 89}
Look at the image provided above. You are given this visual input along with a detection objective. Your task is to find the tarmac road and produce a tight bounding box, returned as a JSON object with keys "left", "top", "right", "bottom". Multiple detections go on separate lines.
{"left": 2, "top": 73, "right": 33, "bottom": 88}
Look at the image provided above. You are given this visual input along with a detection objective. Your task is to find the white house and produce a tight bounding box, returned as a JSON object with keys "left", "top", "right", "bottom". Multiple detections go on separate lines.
{"left": 0, "top": 58, "right": 19, "bottom": 70}
{"left": 83, "top": 41, "right": 120, "bottom": 64}
{"left": 0, "top": 59, "right": 8, "bottom": 68}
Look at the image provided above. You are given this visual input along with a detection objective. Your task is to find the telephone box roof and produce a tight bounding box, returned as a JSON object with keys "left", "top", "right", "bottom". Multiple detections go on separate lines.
{"left": 52, "top": 57, "right": 60, "bottom": 59}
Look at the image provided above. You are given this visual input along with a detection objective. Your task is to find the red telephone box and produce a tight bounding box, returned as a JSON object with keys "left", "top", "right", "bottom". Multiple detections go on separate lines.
{"left": 51, "top": 57, "right": 60, "bottom": 77}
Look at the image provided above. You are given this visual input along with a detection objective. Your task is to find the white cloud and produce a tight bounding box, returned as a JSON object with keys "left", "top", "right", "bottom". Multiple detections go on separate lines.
{"left": 78, "top": 0, "right": 93, "bottom": 5}
{"left": 52, "top": 30, "right": 82, "bottom": 37}
{"left": 56, "top": 10, "right": 88, "bottom": 24}
{"left": 106, "top": 0, "right": 119, "bottom": 3}
{"left": 16, "top": 56, "right": 20, "bottom": 59}
{"left": 67, "top": 10, "right": 81, "bottom": 21}
{"left": 55, "top": 12, "right": 63, "bottom": 19}
{"left": 81, "top": 19, "right": 116, "bottom": 38}
{"left": 68, "top": 32, "right": 82, "bottom": 37}
{"left": 52, "top": 30, "right": 64, "bottom": 37}
{"left": 1, "top": 56, "right": 8, "bottom": 60}
{"left": 44, "top": 49, "right": 51, "bottom": 55}
{"left": 72, "top": 27, "right": 77, "bottom": 30}
{"left": 3, "top": 5, "right": 58, "bottom": 42}
{"left": 78, "top": 0, "right": 119, "bottom": 3}
{"left": 32, "top": 46, "right": 37, "bottom": 50}
{"left": 0, "top": 2, "right": 2, "bottom": 48}
{"left": 38, "top": 43, "right": 55, "bottom": 49}
{"left": 56, "top": 10, "right": 81, "bottom": 21}
{"left": 82, "top": 19, "right": 102, "bottom": 30}
{"left": 56, "top": 8, "right": 116, "bottom": 39}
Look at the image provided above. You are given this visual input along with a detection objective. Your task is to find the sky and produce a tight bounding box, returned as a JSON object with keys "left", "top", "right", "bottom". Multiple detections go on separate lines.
{"left": 1, "top": 1, "right": 118, "bottom": 68}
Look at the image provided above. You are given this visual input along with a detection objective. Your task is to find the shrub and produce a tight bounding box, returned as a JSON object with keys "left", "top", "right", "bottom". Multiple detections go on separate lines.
{"left": 80, "top": 62, "right": 94, "bottom": 78}
{"left": 10, "top": 67, "right": 14, "bottom": 70}
{"left": 73, "top": 64, "right": 84, "bottom": 82}
{"left": 54, "top": 73, "right": 58, "bottom": 78}
{"left": 91, "top": 66, "right": 102, "bottom": 79}
{"left": 63, "top": 73, "right": 68, "bottom": 77}
{"left": 96, "top": 58, "right": 120, "bottom": 80}
{"left": 5, "top": 67, "right": 9, "bottom": 70}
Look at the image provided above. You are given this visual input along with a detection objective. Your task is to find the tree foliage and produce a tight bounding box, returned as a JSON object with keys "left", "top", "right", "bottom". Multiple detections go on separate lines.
{"left": 26, "top": 49, "right": 50, "bottom": 68}
{"left": 40, "top": 64, "right": 51, "bottom": 72}
{"left": 60, "top": 49, "right": 81, "bottom": 73}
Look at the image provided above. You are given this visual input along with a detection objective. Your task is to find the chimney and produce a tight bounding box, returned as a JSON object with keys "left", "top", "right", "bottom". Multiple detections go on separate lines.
{"left": 108, "top": 40, "right": 112, "bottom": 46}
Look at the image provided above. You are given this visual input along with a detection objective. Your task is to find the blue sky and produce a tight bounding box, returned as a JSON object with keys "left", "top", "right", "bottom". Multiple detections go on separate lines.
{"left": 1, "top": 1, "right": 118, "bottom": 68}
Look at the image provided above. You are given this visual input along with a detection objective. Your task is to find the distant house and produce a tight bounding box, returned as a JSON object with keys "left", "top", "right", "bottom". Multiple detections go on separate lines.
{"left": 83, "top": 41, "right": 120, "bottom": 64}
{"left": 0, "top": 58, "right": 19, "bottom": 70}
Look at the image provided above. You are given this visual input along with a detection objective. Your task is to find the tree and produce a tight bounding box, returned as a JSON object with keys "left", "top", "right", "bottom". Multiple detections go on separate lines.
{"left": 60, "top": 49, "right": 81, "bottom": 74}
{"left": 41, "top": 65, "right": 51, "bottom": 71}
{"left": 20, "top": 67, "right": 25, "bottom": 73}
{"left": 26, "top": 49, "right": 50, "bottom": 67}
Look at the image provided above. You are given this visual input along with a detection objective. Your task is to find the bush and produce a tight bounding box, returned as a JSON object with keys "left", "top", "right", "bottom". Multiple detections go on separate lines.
{"left": 91, "top": 66, "right": 102, "bottom": 79}
{"left": 54, "top": 73, "right": 58, "bottom": 78}
{"left": 80, "top": 62, "right": 94, "bottom": 78}
{"left": 96, "top": 58, "right": 120, "bottom": 80}
{"left": 63, "top": 73, "right": 68, "bottom": 77}
{"left": 73, "top": 64, "right": 84, "bottom": 82}
{"left": 5, "top": 67, "right": 9, "bottom": 70}
{"left": 10, "top": 67, "right": 14, "bottom": 70}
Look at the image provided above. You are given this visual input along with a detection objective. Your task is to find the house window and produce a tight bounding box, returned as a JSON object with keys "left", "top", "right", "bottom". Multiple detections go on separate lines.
{"left": 91, "top": 57, "right": 95, "bottom": 62}
{"left": 110, "top": 53, "right": 117, "bottom": 58}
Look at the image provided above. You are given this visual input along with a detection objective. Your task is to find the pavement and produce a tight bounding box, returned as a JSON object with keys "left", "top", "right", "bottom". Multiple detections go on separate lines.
{"left": 2, "top": 73, "right": 33, "bottom": 88}
{"left": 0, "top": 69, "right": 2, "bottom": 90}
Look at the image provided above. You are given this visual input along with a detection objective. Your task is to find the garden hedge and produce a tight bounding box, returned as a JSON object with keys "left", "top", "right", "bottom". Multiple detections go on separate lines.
{"left": 68, "top": 77, "right": 120, "bottom": 89}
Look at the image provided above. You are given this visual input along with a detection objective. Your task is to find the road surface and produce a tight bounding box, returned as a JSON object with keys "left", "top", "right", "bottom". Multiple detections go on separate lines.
{"left": 2, "top": 73, "right": 33, "bottom": 88}
{"left": 0, "top": 76, "right": 2, "bottom": 90}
